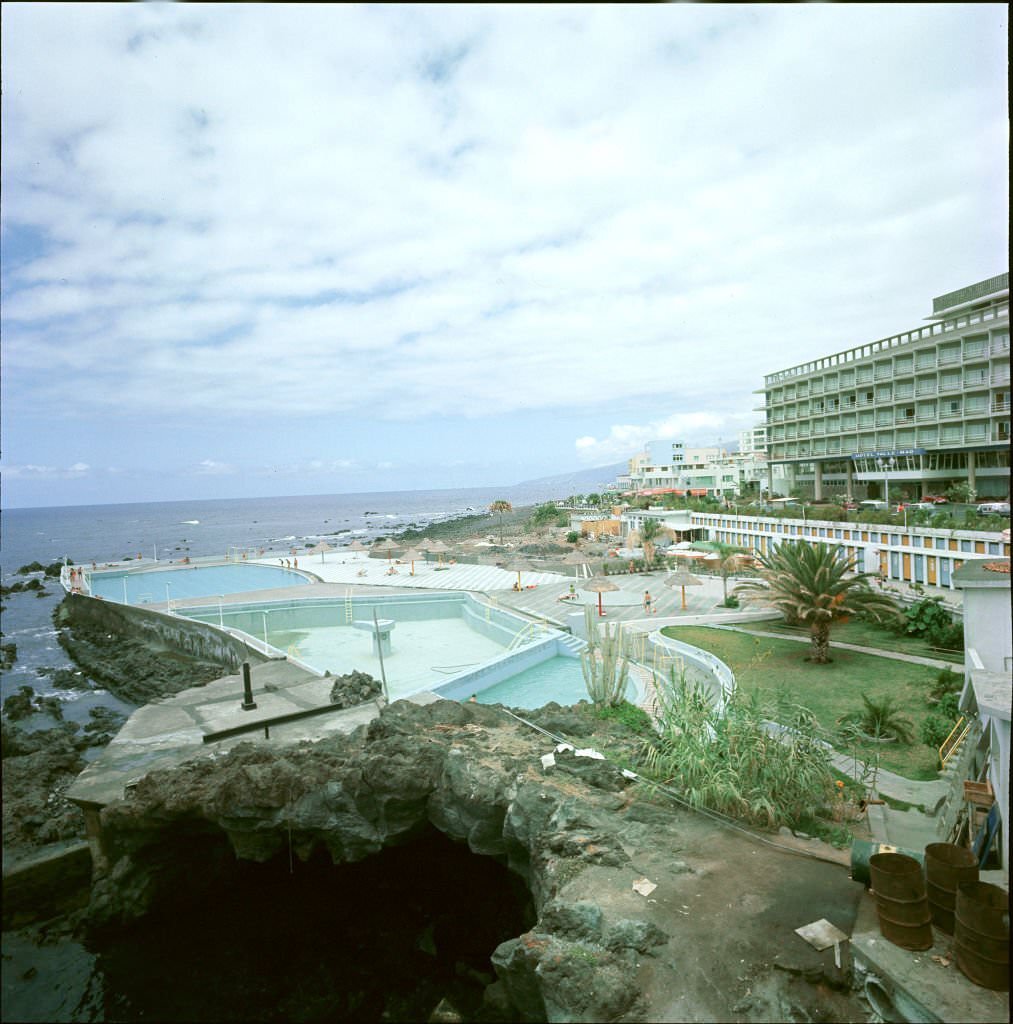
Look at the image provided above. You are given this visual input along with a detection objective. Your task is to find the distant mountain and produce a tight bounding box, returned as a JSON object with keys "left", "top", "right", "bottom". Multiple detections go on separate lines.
{"left": 505, "top": 461, "right": 627, "bottom": 503}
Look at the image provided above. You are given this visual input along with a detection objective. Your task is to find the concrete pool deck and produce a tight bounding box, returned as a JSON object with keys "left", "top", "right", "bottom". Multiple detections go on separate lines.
{"left": 67, "top": 659, "right": 445, "bottom": 810}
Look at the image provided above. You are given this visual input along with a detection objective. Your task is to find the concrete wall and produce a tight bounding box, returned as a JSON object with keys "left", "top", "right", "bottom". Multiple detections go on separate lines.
{"left": 646, "top": 632, "right": 736, "bottom": 710}
{"left": 65, "top": 593, "right": 254, "bottom": 669}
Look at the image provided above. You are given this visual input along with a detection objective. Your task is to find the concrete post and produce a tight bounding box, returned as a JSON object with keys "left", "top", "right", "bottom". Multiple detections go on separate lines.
{"left": 814, "top": 462, "right": 824, "bottom": 501}
{"left": 967, "top": 451, "right": 976, "bottom": 494}
{"left": 845, "top": 461, "right": 854, "bottom": 498}
{"left": 241, "top": 662, "right": 257, "bottom": 711}
{"left": 920, "top": 455, "right": 930, "bottom": 499}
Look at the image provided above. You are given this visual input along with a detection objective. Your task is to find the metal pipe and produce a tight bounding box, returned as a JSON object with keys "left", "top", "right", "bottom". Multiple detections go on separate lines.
{"left": 373, "top": 609, "right": 390, "bottom": 704}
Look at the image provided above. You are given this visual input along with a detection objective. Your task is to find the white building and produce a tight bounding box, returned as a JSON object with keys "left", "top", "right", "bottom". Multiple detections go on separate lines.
{"left": 617, "top": 439, "right": 785, "bottom": 499}
{"left": 952, "top": 557, "right": 1011, "bottom": 874}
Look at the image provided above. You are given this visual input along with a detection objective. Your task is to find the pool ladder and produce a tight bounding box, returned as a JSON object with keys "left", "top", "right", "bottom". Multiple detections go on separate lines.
{"left": 507, "top": 621, "right": 546, "bottom": 651}
{"left": 344, "top": 588, "right": 353, "bottom": 624}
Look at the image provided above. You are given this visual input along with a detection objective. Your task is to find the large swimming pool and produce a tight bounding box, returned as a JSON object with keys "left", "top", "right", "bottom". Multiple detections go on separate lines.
{"left": 89, "top": 562, "right": 309, "bottom": 605}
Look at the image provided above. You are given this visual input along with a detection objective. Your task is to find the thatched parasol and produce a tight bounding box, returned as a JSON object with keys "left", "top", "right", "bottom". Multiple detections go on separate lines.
{"left": 346, "top": 539, "right": 368, "bottom": 552}
{"left": 307, "top": 541, "right": 333, "bottom": 564}
{"left": 420, "top": 538, "right": 451, "bottom": 566}
{"left": 505, "top": 555, "right": 535, "bottom": 590}
{"left": 563, "top": 548, "right": 591, "bottom": 581}
{"left": 580, "top": 575, "right": 619, "bottom": 617}
{"left": 400, "top": 547, "right": 423, "bottom": 575}
{"left": 372, "top": 539, "right": 400, "bottom": 563}
{"left": 664, "top": 570, "right": 703, "bottom": 611}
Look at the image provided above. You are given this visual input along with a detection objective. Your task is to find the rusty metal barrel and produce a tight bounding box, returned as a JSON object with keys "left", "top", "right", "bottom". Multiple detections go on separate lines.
{"left": 924, "top": 842, "right": 979, "bottom": 934}
{"left": 869, "top": 852, "right": 933, "bottom": 951}
{"left": 851, "top": 840, "right": 924, "bottom": 886}
{"left": 955, "top": 881, "right": 1010, "bottom": 990}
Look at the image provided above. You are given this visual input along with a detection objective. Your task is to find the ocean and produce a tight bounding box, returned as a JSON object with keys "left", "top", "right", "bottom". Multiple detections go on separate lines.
{"left": 0, "top": 485, "right": 554, "bottom": 718}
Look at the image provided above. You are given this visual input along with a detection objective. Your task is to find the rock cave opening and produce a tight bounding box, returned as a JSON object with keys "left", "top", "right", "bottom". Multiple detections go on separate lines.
{"left": 90, "top": 824, "right": 536, "bottom": 1023}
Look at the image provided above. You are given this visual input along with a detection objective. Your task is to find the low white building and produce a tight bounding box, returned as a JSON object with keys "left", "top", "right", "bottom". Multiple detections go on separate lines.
{"left": 953, "top": 557, "right": 1011, "bottom": 873}
{"left": 617, "top": 439, "right": 787, "bottom": 499}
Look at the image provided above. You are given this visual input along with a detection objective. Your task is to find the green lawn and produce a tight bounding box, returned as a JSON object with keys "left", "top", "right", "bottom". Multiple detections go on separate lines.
{"left": 734, "top": 618, "right": 963, "bottom": 664}
{"left": 660, "top": 625, "right": 944, "bottom": 780}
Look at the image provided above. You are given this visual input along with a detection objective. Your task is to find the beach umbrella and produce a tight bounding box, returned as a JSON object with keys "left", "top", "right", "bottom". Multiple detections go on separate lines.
{"left": 400, "top": 547, "right": 423, "bottom": 576}
{"left": 505, "top": 555, "right": 535, "bottom": 590}
{"left": 664, "top": 570, "right": 703, "bottom": 611}
{"left": 346, "top": 539, "right": 368, "bottom": 552}
{"left": 373, "top": 539, "right": 400, "bottom": 564}
{"left": 563, "top": 548, "right": 590, "bottom": 581}
{"left": 421, "top": 539, "right": 451, "bottom": 566}
{"left": 307, "top": 541, "right": 333, "bottom": 564}
{"left": 580, "top": 576, "right": 619, "bottom": 617}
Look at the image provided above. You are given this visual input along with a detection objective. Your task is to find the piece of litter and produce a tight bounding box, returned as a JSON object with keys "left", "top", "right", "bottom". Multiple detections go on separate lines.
{"left": 540, "top": 753, "right": 556, "bottom": 770}
{"left": 795, "top": 919, "right": 849, "bottom": 952}
{"left": 632, "top": 877, "right": 657, "bottom": 897}
{"left": 574, "top": 747, "right": 606, "bottom": 760}
{"left": 555, "top": 742, "right": 574, "bottom": 754}
{"left": 931, "top": 955, "right": 952, "bottom": 968}
{"left": 621, "top": 768, "right": 639, "bottom": 780}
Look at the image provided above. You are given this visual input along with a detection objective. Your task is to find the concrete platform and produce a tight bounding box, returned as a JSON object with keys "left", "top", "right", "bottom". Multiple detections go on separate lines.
{"left": 67, "top": 660, "right": 392, "bottom": 810}
{"left": 851, "top": 889, "right": 1009, "bottom": 1023}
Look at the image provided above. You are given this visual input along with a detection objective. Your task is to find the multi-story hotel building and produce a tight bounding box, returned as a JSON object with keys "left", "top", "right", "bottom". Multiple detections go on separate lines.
{"left": 758, "top": 274, "right": 1010, "bottom": 501}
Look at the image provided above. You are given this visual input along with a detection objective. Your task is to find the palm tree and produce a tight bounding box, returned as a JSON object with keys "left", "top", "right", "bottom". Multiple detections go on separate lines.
{"left": 734, "top": 540, "right": 901, "bottom": 664}
{"left": 712, "top": 542, "right": 751, "bottom": 604}
{"left": 489, "top": 500, "right": 512, "bottom": 545}
{"left": 640, "top": 518, "right": 663, "bottom": 568}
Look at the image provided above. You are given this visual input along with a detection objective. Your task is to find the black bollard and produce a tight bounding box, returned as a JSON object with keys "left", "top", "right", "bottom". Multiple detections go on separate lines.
{"left": 241, "top": 662, "right": 258, "bottom": 711}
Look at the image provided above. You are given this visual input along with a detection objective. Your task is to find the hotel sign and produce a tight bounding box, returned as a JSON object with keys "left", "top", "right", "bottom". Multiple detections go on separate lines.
{"left": 850, "top": 448, "right": 926, "bottom": 461}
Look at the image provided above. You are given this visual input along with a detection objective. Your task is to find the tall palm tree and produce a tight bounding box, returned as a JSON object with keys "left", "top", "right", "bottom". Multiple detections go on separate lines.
{"left": 640, "top": 518, "right": 663, "bottom": 568}
{"left": 489, "top": 500, "right": 512, "bottom": 545}
{"left": 734, "top": 540, "right": 901, "bottom": 664}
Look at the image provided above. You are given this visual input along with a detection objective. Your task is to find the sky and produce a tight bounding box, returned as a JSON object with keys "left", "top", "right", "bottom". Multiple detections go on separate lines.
{"left": 1, "top": 3, "right": 1008, "bottom": 509}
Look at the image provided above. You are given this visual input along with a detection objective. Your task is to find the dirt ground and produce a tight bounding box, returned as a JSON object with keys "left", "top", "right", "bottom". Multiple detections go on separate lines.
{"left": 564, "top": 798, "right": 872, "bottom": 1023}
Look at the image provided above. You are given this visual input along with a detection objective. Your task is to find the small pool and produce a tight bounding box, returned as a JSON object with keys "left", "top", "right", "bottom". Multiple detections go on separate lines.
{"left": 475, "top": 656, "right": 591, "bottom": 709}
{"left": 89, "top": 563, "right": 310, "bottom": 605}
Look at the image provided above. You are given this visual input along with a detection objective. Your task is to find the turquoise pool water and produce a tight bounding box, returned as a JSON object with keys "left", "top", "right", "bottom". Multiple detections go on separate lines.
{"left": 476, "top": 656, "right": 589, "bottom": 709}
{"left": 89, "top": 563, "right": 309, "bottom": 605}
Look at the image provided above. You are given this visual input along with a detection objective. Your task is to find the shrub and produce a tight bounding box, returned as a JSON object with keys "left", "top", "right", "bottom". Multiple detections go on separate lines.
{"left": 722, "top": 596, "right": 740, "bottom": 608}
{"left": 838, "top": 694, "right": 915, "bottom": 744}
{"left": 594, "top": 700, "right": 652, "bottom": 734}
{"left": 565, "top": 531, "right": 580, "bottom": 544}
{"left": 929, "top": 667, "right": 963, "bottom": 702}
{"left": 640, "top": 673, "right": 835, "bottom": 829}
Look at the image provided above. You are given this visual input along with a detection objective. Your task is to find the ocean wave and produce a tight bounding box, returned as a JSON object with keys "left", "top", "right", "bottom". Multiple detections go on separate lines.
{"left": 180, "top": 520, "right": 201, "bottom": 525}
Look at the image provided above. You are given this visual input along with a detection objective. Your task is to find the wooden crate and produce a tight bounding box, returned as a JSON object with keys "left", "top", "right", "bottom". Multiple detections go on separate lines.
{"left": 963, "top": 780, "right": 994, "bottom": 808}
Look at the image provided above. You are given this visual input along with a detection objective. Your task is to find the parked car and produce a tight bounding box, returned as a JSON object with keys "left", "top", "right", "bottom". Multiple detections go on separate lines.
{"left": 859, "top": 500, "right": 888, "bottom": 511}
{"left": 977, "top": 501, "right": 1011, "bottom": 516}
{"left": 922, "top": 494, "right": 949, "bottom": 504}
{"left": 841, "top": 499, "right": 859, "bottom": 511}
{"left": 897, "top": 502, "right": 936, "bottom": 512}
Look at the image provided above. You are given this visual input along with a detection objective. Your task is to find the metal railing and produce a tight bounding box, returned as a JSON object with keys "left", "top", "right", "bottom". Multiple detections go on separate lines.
{"left": 939, "top": 716, "right": 969, "bottom": 767}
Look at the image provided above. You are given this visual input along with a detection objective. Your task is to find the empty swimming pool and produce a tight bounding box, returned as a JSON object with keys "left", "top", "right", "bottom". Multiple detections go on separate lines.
{"left": 88, "top": 562, "right": 309, "bottom": 605}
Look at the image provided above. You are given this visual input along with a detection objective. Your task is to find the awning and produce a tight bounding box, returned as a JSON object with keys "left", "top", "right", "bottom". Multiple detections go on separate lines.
{"left": 665, "top": 523, "right": 701, "bottom": 532}
{"left": 689, "top": 488, "right": 708, "bottom": 496}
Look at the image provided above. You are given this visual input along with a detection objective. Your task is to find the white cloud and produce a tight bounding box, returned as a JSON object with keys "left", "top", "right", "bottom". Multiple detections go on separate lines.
{"left": 574, "top": 411, "right": 747, "bottom": 464}
{"left": 0, "top": 4, "right": 1006, "bottom": 500}
{"left": 193, "top": 459, "right": 235, "bottom": 476}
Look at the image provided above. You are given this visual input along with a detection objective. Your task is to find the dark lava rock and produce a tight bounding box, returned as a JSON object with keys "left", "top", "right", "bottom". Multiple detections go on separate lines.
{"left": 54, "top": 600, "right": 229, "bottom": 704}
{"left": 328, "top": 669, "right": 382, "bottom": 709}
{"left": 86, "top": 699, "right": 663, "bottom": 1022}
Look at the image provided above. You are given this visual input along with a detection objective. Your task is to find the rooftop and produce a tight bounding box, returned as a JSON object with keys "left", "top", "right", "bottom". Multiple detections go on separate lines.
{"left": 952, "top": 557, "right": 1012, "bottom": 588}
